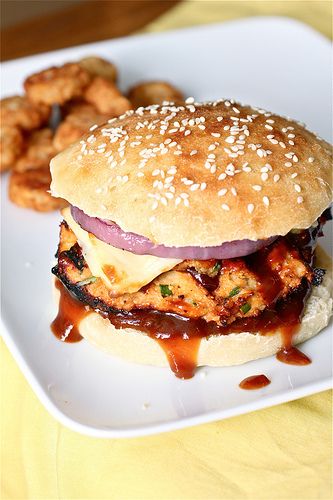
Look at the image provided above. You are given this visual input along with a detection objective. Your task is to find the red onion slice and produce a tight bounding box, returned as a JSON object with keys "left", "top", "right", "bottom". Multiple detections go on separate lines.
{"left": 71, "top": 206, "right": 277, "bottom": 259}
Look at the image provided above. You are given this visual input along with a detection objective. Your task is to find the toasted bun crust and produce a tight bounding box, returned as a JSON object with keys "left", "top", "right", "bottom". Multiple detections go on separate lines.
{"left": 54, "top": 247, "right": 332, "bottom": 368}
{"left": 50, "top": 99, "right": 332, "bottom": 246}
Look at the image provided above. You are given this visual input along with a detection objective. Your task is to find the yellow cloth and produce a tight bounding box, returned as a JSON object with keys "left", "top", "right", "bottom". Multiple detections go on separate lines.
{"left": 144, "top": 0, "right": 332, "bottom": 39}
{"left": 2, "top": 2, "right": 332, "bottom": 499}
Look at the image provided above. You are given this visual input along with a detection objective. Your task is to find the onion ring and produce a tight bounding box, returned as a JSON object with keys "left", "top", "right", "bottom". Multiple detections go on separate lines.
{"left": 71, "top": 206, "right": 277, "bottom": 259}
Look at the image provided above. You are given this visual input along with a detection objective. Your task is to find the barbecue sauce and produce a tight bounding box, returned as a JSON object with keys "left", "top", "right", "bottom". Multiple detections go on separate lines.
{"left": 52, "top": 276, "right": 310, "bottom": 377}
{"left": 51, "top": 280, "right": 87, "bottom": 342}
{"left": 52, "top": 213, "right": 330, "bottom": 378}
{"left": 276, "top": 346, "right": 311, "bottom": 365}
{"left": 239, "top": 374, "right": 271, "bottom": 390}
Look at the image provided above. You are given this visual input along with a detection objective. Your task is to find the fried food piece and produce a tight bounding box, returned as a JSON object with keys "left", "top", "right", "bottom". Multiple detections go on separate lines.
{"left": 9, "top": 168, "right": 67, "bottom": 211}
{"left": 0, "top": 125, "right": 24, "bottom": 172}
{"left": 128, "top": 81, "right": 183, "bottom": 108}
{"left": 84, "top": 77, "right": 132, "bottom": 116}
{"left": 79, "top": 56, "right": 117, "bottom": 83}
{"left": 53, "top": 105, "right": 108, "bottom": 151}
{"left": 14, "top": 128, "right": 56, "bottom": 172}
{"left": 54, "top": 224, "right": 313, "bottom": 326}
{"left": 1, "top": 95, "right": 50, "bottom": 130}
{"left": 62, "top": 100, "right": 98, "bottom": 117}
{"left": 24, "top": 63, "right": 91, "bottom": 106}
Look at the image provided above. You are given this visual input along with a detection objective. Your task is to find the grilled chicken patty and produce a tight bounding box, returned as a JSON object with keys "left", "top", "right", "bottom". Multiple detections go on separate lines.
{"left": 53, "top": 221, "right": 314, "bottom": 326}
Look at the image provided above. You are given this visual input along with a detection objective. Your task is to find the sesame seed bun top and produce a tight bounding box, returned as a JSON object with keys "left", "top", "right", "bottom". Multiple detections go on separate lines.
{"left": 50, "top": 99, "right": 332, "bottom": 247}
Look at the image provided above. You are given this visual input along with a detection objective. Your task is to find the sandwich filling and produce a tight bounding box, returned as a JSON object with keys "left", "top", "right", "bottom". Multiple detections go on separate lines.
{"left": 51, "top": 207, "right": 331, "bottom": 378}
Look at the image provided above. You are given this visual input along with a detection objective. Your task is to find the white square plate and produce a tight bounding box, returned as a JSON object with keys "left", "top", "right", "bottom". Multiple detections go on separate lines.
{"left": 1, "top": 17, "right": 332, "bottom": 438}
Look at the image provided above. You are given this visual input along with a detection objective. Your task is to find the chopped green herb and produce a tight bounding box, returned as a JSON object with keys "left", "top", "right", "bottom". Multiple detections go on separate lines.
{"left": 212, "top": 262, "right": 221, "bottom": 274}
{"left": 159, "top": 284, "right": 173, "bottom": 297}
{"left": 77, "top": 276, "right": 97, "bottom": 287}
{"left": 240, "top": 302, "right": 251, "bottom": 314}
{"left": 192, "top": 301, "right": 198, "bottom": 306}
{"left": 229, "top": 286, "right": 241, "bottom": 297}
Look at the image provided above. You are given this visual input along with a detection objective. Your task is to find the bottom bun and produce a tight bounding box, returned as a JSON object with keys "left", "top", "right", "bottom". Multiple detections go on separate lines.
{"left": 55, "top": 246, "right": 333, "bottom": 367}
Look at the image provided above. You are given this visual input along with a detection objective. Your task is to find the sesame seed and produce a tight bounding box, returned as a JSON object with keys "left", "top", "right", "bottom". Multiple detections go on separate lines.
{"left": 263, "top": 196, "right": 270, "bottom": 206}
{"left": 273, "top": 174, "right": 280, "bottom": 182}
{"left": 225, "top": 136, "right": 235, "bottom": 144}
{"left": 247, "top": 204, "right": 254, "bottom": 214}
{"left": 185, "top": 96, "right": 195, "bottom": 104}
{"left": 297, "top": 196, "right": 304, "bottom": 204}
{"left": 190, "top": 149, "right": 198, "bottom": 156}
{"left": 218, "top": 173, "right": 227, "bottom": 180}
{"left": 266, "top": 119, "right": 275, "bottom": 124}
{"left": 279, "top": 142, "right": 286, "bottom": 148}
{"left": 285, "top": 162, "right": 292, "bottom": 167}
{"left": 217, "top": 116, "right": 223, "bottom": 122}
{"left": 221, "top": 203, "right": 230, "bottom": 211}
{"left": 231, "top": 187, "right": 237, "bottom": 196}
{"left": 208, "top": 144, "right": 216, "bottom": 151}
{"left": 291, "top": 173, "right": 298, "bottom": 178}
{"left": 218, "top": 188, "right": 227, "bottom": 196}
{"left": 293, "top": 155, "right": 299, "bottom": 162}
{"left": 308, "top": 157, "right": 314, "bottom": 163}
{"left": 184, "top": 130, "right": 191, "bottom": 136}
{"left": 261, "top": 172, "right": 269, "bottom": 181}
{"left": 294, "top": 184, "right": 301, "bottom": 192}
{"left": 211, "top": 132, "right": 221, "bottom": 137}
{"left": 265, "top": 124, "right": 273, "bottom": 130}
{"left": 252, "top": 185, "right": 262, "bottom": 191}
{"left": 89, "top": 124, "right": 98, "bottom": 131}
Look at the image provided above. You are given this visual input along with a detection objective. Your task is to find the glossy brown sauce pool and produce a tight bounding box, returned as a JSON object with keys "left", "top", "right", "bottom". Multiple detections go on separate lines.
{"left": 239, "top": 374, "right": 271, "bottom": 390}
{"left": 51, "top": 280, "right": 89, "bottom": 342}
{"left": 52, "top": 214, "right": 329, "bottom": 377}
{"left": 276, "top": 346, "right": 311, "bottom": 365}
{"left": 186, "top": 265, "right": 221, "bottom": 293}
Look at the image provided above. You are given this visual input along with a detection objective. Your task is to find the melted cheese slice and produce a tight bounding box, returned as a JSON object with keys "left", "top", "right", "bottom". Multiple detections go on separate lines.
{"left": 62, "top": 207, "right": 182, "bottom": 296}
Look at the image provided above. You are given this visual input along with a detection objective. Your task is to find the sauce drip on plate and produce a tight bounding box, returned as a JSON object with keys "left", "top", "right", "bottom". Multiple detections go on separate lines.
{"left": 276, "top": 346, "right": 311, "bottom": 365}
{"left": 239, "top": 374, "right": 271, "bottom": 390}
